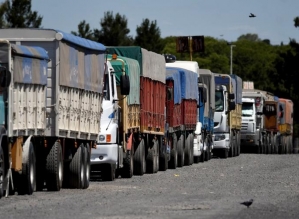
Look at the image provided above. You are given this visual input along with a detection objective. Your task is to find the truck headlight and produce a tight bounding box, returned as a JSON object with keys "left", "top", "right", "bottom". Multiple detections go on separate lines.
{"left": 99, "top": 135, "right": 105, "bottom": 142}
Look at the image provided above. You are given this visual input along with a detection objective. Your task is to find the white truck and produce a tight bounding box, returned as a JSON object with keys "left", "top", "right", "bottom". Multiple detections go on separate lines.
{"left": 213, "top": 74, "right": 242, "bottom": 158}
{"left": 91, "top": 47, "right": 167, "bottom": 181}
{"left": 0, "top": 28, "right": 129, "bottom": 197}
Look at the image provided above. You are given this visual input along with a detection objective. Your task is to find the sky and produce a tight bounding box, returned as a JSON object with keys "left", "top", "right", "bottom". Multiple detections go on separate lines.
{"left": 31, "top": 0, "right": 299, "bottom": 45}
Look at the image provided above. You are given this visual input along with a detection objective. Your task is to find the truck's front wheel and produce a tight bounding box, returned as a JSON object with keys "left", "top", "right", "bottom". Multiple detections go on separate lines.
{"left": 121, "top": 151, "right": 133, "bottom": 178}
{"left": 133, "top": 140, "right": 145, "bottom": 176}
{"left": 0, "top": 146, "right": 5, "bottom": 198}
{"left": 168, "top": 134, "right": 177, "bottom": 169}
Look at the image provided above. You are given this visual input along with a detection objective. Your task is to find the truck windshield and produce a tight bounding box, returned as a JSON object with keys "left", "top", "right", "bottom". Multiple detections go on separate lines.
{"left": 215, "top": 91, "right": 224, "bottom": 112}
{"left": 242, "top": 102, "right": 254, "bottom": 116}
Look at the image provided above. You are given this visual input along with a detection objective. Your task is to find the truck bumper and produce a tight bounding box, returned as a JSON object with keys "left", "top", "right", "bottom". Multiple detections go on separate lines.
{"left": 213, "top": 133, "right": 229, "bottom": 149}
{"left": 90, "top": 143, "right": 118, "bottom": 165}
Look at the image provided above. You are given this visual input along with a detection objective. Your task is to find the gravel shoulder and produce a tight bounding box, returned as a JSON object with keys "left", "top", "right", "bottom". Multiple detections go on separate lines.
{"left": 1, "top": 154, "right": 299, "bottom": 219}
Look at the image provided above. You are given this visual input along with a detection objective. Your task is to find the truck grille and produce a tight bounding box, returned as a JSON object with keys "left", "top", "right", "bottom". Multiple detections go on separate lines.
{"left": 241, "top": 123, "right": 248, "bottom": 131}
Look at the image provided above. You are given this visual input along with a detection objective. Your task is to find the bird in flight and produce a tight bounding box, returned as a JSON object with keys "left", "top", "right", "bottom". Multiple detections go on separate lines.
{"left": 240, "top": 199, "right": 254, "bottom": 208}
{"left": 249, "top": 13, "right": 256, "bottom": 18}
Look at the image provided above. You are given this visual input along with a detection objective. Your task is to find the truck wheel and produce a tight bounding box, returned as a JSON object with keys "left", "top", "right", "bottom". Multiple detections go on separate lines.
{"left": 184, "top": 135, "right": 191, "bottom": 165}
{"left": 102, "top": 164, "right": 115, "bottom": 181}
{"left": 199, "top": 140, "right": 205, "bottom": 162}
{"left": 18, "top": 142, "right": 36, "bottom": 195}
{"left": 69, "top": 145, "right": 84, "bottom": 188}
{"left": 168, "top": 135, "right": 178, "bottom": 169}
{"left": 46, "top": 142, "right": 63, "bottom": 191}
{"left": 189, "top": 134, "right": 194, "bottom": 165}
{"left": 177, "top": 135, "right": 185, "bottom": 167}
{"left": 146, "top": 144, "right": 155, "bottom": 173}
{"left": 82, "top": 145, "right": 90, "bottom": 189}
{"left": 229, "top": 136, "right": 234, "bottom": 157}
{"left": 0, "top": 146, "right": 5, "bottom": 198}
{"left": 159, "top": 150, "right": 168, "bottom": 171}
{"left": 204, "top": 139, "right": 210, "bottom": 161}
{"left": 122, "top": 151, "right": 133, "bottom": 178}
{"left": 133, "top": 140, "right": 145, "bottom": 176}
{"left": 154, "top": 140, "right": 159, "bottom": 173}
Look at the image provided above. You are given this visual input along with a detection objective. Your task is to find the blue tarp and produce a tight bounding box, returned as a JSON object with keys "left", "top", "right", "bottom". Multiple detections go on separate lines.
{"left": 166, "top": 67, "right": 182, "bottom": 104}
{"left": 11, "top": 44, "right": 49, "bottom": 60}
{"left": 166, "top": 67, "right": 198, "bottom": 103}
{"left": 57, "top": 30, "right": 106, "bottom": 52}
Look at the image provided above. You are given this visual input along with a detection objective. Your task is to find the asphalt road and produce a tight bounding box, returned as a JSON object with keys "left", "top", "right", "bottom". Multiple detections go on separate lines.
{"left": 1, "top": 153, "right": 299, "bottom": 219}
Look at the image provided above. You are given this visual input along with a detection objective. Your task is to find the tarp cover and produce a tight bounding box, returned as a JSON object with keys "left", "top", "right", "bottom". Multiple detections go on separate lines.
{"left": 107, "top": 46, "right": 166, "bottom": 83}
{"left": 198, "top": 69, "right": 215, "bottom": 110}
{"left": 166, "top": 67, "right": 182, "bottom": 104}
{"left": 230, "top": 74, "right": 243, "bottom": 104}
{"left": 11, "top": 44, "right": 48, "bottom": 85}
{"left": 107, "top": 54, "right": 140, "bottom": 105}
{"left": 59, "top": 41, "right": 105, "bottom": 92}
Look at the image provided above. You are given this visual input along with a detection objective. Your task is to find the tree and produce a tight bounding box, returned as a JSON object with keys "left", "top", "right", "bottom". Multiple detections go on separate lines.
{"left": 93, "top": 11, "right": 133, "bottom": 46}
{"left": 0, "top": 0, "right": 42, "bottom": 28}
{"left": 134, "top": 18, "right": 165, "bottom": 53}
{"left": 294, "top": 16, "right": 299, "bottom": 28}
{"left": 71, "top": 20, "right": 94, "bottom": 40}
{"left": 237, "top": 33, "right": 260, "bottom": 42}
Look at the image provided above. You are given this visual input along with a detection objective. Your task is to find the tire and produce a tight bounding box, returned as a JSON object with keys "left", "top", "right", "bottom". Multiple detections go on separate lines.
{"left": 69, "top": 145, "right": 84, "bottom": 188}
{"left": 46, "top": 142, "right": 63, "bottom": 191}
{"left": 159, "top": 149, "right": 168, "bottom": 172}
{"left": 177, "top": 135, "right": 185, "bottom": 167}
{"left": 189, "top": 134, "right": 194, "bottom": 165}
{"left": 0, "top": 146, "right": 5, "bottom": 198}
{"left": 122, "top": 151, "right": 133, "bottom": 178}
{"left": 200, "top": 139, "right": 205, "bottom": 163}
{"left": 184, "top": 135, "right": 191, "bottom": 166}
{"left": 204, "top": 139, "right": 209, "bottom": 161}
{"left": 102, "top": 164, "right": 115, "bottom": 181}
{"left": 18, "top": 142, "right": 36, "bottom": 195}
{"left": 133, "top": 140, "right": 145, "bottom": 176}
{"left": 154, "top": 140, "right": 159, "bottom": 173}
{"left": 222, "top": 149, "right": 228, "bottom": 159}
{"left": 168, "top": 135, "right": 178, "bottom": 169}
{"left": 82, "top": 145, "right": 90, "bottom": 189}
{"left": 229, "top": 135, "right": 234, "bottom": 157}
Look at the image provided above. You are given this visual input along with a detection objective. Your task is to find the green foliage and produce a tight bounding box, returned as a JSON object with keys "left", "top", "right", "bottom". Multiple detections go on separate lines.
{"left": 0, "top": 0, "right": 42, "bottom": 28}
{"left": 134, "top": 18, "right": 165, "bottom": 53}
{"left": 93, "top": 11, "right": 133, "bottom": 46}
{"left": 71, "top": 20, "right": 95, "bottom": 40}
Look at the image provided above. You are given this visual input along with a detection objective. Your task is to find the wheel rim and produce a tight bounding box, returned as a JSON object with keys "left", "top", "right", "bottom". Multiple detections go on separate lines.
{"left": 59, "top": 160, "right": 63, "bottom": 184}
{"left": 30, "top": 152, "right": 35, "bottom": 186}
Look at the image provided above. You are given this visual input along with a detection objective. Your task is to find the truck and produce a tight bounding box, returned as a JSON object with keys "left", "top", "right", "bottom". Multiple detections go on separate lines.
{"left": 213, "top": 73, "right": 242, "bottom": 158}
{"left": 0, "top": 28, "right": 129, "bottom": 197}
{"left": 164, "top": 57, "right": 215, "bottom": 163}
{"left": 165, "top": 66, "right": 199, "bottom": 168}
{"left": 91, "top": 47, "right": 167, "bottom": 180}
{"left": 241, "top": 82, "right": 280, "bottom": 154}
{"left": 277, "top": 98, "right": 294, "bottom": 154}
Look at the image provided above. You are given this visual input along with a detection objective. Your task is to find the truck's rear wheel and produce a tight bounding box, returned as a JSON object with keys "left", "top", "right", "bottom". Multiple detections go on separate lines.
{"left": 82, "top": 145, "right": 90, "bottom": 188}
{"left": 168, "top": 135, "right": 178, "bottom": 169}
{"left": 18, "top": 142, "right": 36, "bottom": 195}
{"left": 133, "top": 140, "right": 145, "bottom": 176}
{"left": 184, "top": 135, "right": 191, "bottom": 165}
{"left": 121, "top": 151, "right": 133, "bottom": 178}
{"left": 177, "top": 135, "right": 185, "bottom": 167}
{"left": 0, "top": 146, "right": 5, "bottom": 198}
{"left": 159, "top": 149, "right": 168, "bottom": 171}
{"left": 189, "top": 134, "right": 194, "bottom": 165}
{"left": 229, "top": 135, "right": 234, "bottom": 157}
{"left": 69, "top": 145, "right": 84, "bottom": 188}
{"left": 46, "top": 142, "right": 63, "bottom": 191}
{"left": 154, "top": 140, "right": 159, "bottom": 173}
{"left": 102, "top": 164, "right": 115, "bottom": 181}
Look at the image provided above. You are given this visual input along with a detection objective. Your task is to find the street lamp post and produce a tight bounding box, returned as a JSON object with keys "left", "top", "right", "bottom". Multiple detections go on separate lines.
{"left": 230, "top": 44, "right": 236, "bottom": 75}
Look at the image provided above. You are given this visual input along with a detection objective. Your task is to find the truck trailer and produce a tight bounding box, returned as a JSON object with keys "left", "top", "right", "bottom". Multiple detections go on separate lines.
{"left": 165, "top": 57, "right": 215, "bottom": 163}
{"left": 213, "top": 73, "right": 242, "bottom": 158}
{"left": 0, "top": 28, "right": 122, "bottom": 197}
{"left": 165, "top": 66, "right": 199, "bottom": 168}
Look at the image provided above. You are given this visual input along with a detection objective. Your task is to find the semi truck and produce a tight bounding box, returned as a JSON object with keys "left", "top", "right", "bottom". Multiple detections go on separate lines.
{"left": 0, "top": 29, "right": 128, "bottom": 197}
{"left": 164, "top": 57, "right": 215, "bottom": 163}
{"left": 91, "top": 47, "right": 167, "bottom": 180}
{"left": 213, "top": 74, "right": 242, "bottom": 158}
{"left": 165, "top": 66, "right": 199, "bottom": 168}
{"left": 241, "top": 82, "right": 279, "bottom": 153}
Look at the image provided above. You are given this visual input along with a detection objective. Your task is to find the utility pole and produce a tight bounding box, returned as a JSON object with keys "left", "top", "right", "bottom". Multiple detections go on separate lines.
{"left": 230, "top": 44, "right": 236, "bottom": 75}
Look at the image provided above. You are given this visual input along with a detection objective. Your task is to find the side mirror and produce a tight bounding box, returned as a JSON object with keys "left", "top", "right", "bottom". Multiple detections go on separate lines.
{"left": 120, "top": 74, "right": 130, "bottom": 95}
{"left": 0, "top": 67, "right": 11, "bottom": 88}
{"left": 256, "top": 111, "right": 263, "bottom": 116}
{"left": 229, "top": 93, "right": 235, "bottom": 100}
{"left": 229, "top": 101, "right": 236, "bottom": 111}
